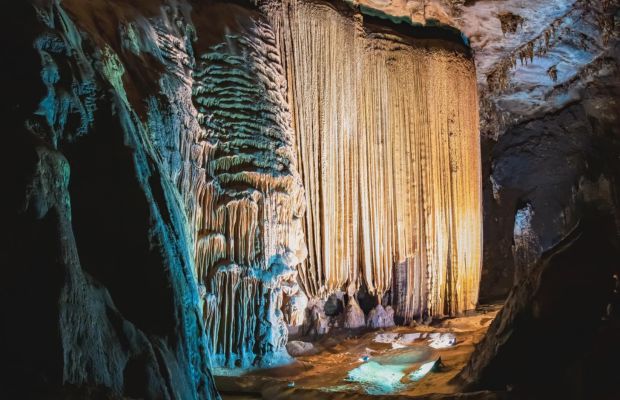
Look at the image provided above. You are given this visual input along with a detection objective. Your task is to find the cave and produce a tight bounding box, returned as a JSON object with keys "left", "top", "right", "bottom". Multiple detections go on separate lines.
{"left": 2, "top": 0, "right": 619, "bottom": 399}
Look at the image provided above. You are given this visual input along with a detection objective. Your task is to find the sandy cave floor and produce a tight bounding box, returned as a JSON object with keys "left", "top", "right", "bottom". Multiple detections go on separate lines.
{"left": 217, "top": 303, "right": 501, "bottom": 399}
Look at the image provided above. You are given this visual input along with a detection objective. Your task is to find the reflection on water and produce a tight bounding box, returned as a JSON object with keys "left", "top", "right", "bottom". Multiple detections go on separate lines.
{"left": 331, "top": 346, "right": 440, "bottom": 395}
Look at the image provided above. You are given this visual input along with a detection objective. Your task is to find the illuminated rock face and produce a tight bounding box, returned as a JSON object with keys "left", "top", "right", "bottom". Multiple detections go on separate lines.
{"left": 189, "top": 4, "right": 306, "bottom": 368}
{"left": 181, "top": 0, "right": 480, "bottom": 367}
{"left": 188, "top": 0, "right": 481, "bottom": 366}
{"left": 271, "top": 0, "right": 482, "bottom": 321}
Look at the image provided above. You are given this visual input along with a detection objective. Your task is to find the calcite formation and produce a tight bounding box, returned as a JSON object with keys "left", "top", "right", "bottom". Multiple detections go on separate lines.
{"left": 189, "top": 3, "right": 306, "bottom": 368}
{"left": 344, "top": 297, "right": 367, "bottom": 329}
{"left": 271, "top": 0, "right": 482, "bottom": 321}
{"left": 5, "top": 0, "right": 620, "bottom": 398}
{"left": 183, "top": 0, "right": 481, "bottom": 367}
{"left": 6, "top": 0, "right": 484, "bottom": 385}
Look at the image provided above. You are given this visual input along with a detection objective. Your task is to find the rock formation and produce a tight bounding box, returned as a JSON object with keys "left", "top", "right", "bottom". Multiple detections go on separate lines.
{"left": 346, "top": 0, "right": 620, "bottom": 304}
{"left": 1, "top": 0, "right": 220, "bottom": 398}
{"left": 6, "top": 0, "right": 618, "bottom": 397}
{"left": 367, "top": 305, "right": 396, "bottom": 329}
{"left": 473, "top": 0, "right": 620, "bottom": 300}
{"left": 344, "top": 297, "right": 367, "bottom": 329}
{"left": 271, "top": 0, "right": 482, "bottom": 323}
{"left": 511, "top": 203, "right": 541, "bottom": 283}
{"left": 168, "top": 0, "right": 483, "bottom": 367}
{"left": 2, "top": 0, "right": 485, "bottom": 387}
{"left": 285, "top": 340, "right": 316, "bottom": 357}
{"left": 448, "top": 1, "right": 620, "bottom": 396}
{"left": 189, "top": 1, "right": 306, "bottom": 368}
{"left": 456, "top": 211, "right": 620, "bottom": 398}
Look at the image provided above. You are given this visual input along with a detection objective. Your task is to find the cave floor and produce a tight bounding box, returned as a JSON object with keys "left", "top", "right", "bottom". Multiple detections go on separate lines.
{"left": 217, "top": 303, "right": 501, "bottom": 400}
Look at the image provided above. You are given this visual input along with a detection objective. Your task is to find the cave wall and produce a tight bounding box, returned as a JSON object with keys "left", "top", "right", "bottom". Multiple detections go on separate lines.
{"left": 459, "top": 33, "right": 620, "bottom": 398}
{"left": 0, "top": 1, "right": 218, "bottom": 398}
{"left": 458, "top": 209, "right": 620, "bottom": 399}
{"left": 456, "top": 1, "right": 620, "bottom": 397}
{"left": 480, "top": 83, "right": 620, "bottom": 300}
{"left": 477, "top": 0, "right": 620, "bottom": 301}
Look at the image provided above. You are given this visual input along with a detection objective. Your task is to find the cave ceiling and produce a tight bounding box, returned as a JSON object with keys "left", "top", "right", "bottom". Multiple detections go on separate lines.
{"left": 357, "top": 0, "right": 617, "bottom": 135}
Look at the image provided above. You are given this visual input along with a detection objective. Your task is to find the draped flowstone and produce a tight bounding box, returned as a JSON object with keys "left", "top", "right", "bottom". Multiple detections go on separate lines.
{"left": 269, "top": 0, "right": 482, "bottom": 321}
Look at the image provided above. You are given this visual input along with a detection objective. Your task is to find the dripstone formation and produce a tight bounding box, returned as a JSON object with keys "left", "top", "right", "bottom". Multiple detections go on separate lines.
{"left": 12, "top": 0, "right": 618, "bottom": 399}
{"left": 186, "top": 0, "right": 481, "bottom": 367}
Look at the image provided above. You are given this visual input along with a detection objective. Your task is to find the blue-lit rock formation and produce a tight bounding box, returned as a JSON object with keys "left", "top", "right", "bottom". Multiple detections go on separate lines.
{"left": 0, "top": 0, "right": 218, "bottom": 398}
{"left": 188, "top": 2, "right": 307, "bottom": 368}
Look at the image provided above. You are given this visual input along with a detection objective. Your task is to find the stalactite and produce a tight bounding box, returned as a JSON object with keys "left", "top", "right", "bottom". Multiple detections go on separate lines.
{"left": 486, "top": 0, "right": 615, "bottom": 93}
{"left": 269, "top": 0, "right": 482, "bottom": 321}
{"left": 191, "top": 10, "right": 306, "bottom": 368}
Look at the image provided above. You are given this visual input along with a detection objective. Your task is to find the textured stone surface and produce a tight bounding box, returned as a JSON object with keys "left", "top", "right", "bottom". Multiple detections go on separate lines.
{"left": 285, "top": 341, "right": 316, "bottom": 357}
{"left": 448, "top": 0, "right": 620, "bottom": 300}
{"left": 347, "top": 1, "right": 620, "bottom": 302}
{"left": 344, "top": 297, "right": 367, "bottom": 329}
{"left": 304, "top": 300, "right": 331, "bottom": 336}
{"left": 457, "top": 211, "right": 620, "bottom": 398}
{"left": 0, "top": 1, "right": 218, "bottom": 398}
{"left": 273, "top": 0, "right": 482, "bottom": 321}
{"left": 354, "top": 1, "right": 617, "bottom": 122}
{"left": 2, "top": 0, "right": 482, "bottom": 384}
{"left": 189, "top": 2, "right": 306, "bottom": 369}
{"left": 345, "top": 2, "right": 620, "bottom": 398}
{"left": 479, "top": 52, "right": 620, "bottom": 299}
{"left": 367, "top": 305, "right": 396, "bottom": 329}
{"left": 4, "top": 1, "right": 619, "bottom": 398}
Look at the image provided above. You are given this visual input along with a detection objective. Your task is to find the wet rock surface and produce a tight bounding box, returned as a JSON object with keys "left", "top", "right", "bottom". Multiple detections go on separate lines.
{"left": 215, "top": 307, "right": 504, "bottom": 398}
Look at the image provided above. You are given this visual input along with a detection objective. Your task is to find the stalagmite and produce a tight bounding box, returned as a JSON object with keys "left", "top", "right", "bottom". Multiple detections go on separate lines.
{"left": 269, "top": 0, "right": 482, "bottom": 322}
{"left": 367, "top": 305, "right": 396, "bottom": 329}
{"left": 344, "top": 297, "right": 366, "bottom": 329}
{"left": 345, "top": 282, "right": 366, "bottom": 328}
